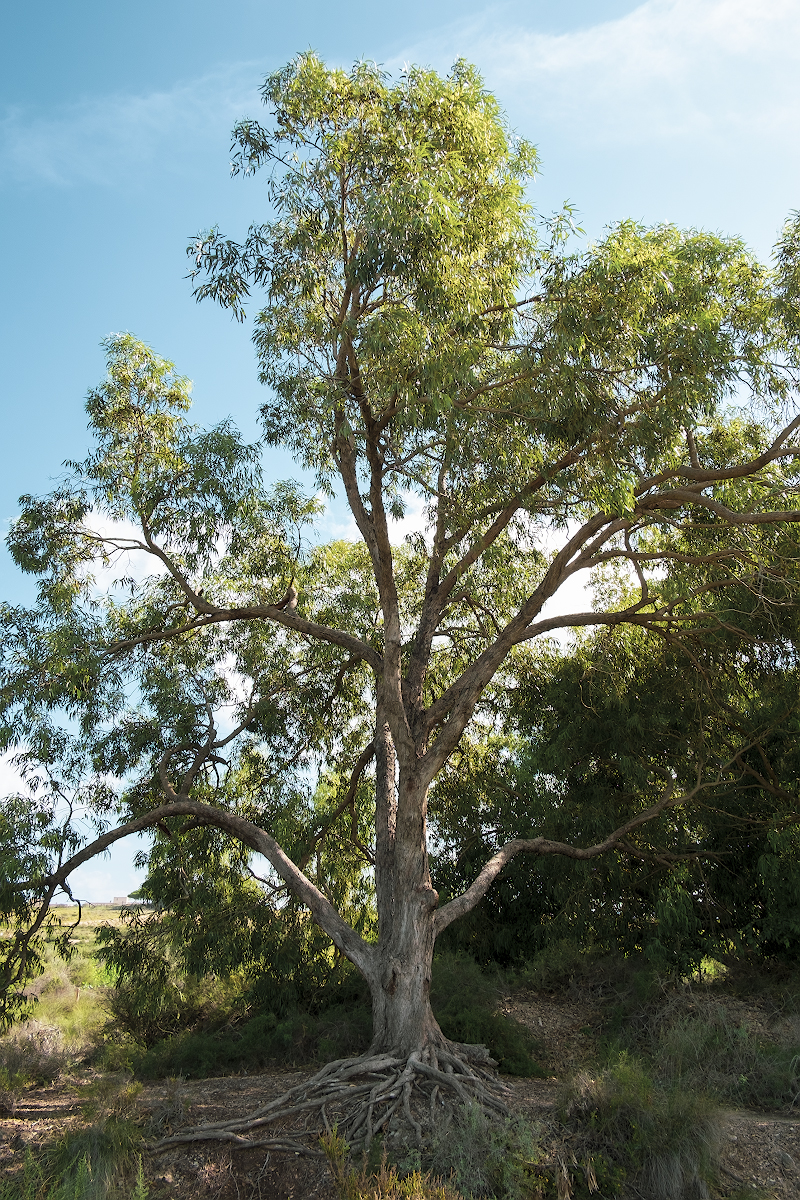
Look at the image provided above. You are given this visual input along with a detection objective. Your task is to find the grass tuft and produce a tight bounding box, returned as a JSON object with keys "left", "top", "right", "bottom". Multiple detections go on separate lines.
{"left": 427, "top": 1102, "right": 541, "bottom": 1199}
{"left": 323, "top": 1131, "right": 462, "bottom": 1200}
{"left": 561, "top": 1052, "right": 723, "bottom": 1200}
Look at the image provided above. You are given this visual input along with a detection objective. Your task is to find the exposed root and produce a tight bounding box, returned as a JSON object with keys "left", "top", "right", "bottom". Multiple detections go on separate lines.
{"left": 148, "top": 1044, "right": 513, "bottom": 1158}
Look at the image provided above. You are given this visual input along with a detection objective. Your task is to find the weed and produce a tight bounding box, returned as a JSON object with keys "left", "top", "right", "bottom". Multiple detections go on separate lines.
{"left": 0, "top": 1023, "right": 67, "bottom": 1084}
{"left": 323, "top": 1131, "right": 462, "bottom": 1200}
{"left": 144, "top": 1076, "right": 188, "bottom": 1137}
{"left": 130, "top": 1156, "right": 149, "bottom": 1200}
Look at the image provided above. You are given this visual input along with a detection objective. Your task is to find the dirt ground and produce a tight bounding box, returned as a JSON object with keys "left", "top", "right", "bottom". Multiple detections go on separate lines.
{"left": 1, "top": 990, "right": 798, "bottom": 1199}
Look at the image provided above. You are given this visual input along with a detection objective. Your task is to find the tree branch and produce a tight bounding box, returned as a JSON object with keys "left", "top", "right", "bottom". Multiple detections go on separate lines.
{"left": 434, "top": 778, "right": 709, "bottom": 935}
{"left": 21, "top": 802, "right": 376, "bottom": 977}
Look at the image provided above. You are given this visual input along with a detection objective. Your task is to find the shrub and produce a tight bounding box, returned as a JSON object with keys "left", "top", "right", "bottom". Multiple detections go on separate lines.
{"left": 561, "top": 1053, "right": 723, "bottom": 1200}
{"left": 0, "top": 1023, "right": 67, "bottom": 1084}
{"left": 431, "top": 955, "right": 545, "bottom": 1077}
{"left": 606, "top": 982, "right": 800, "bottom": 1111}
{"left": 103, "top": 971, "right": 244, "bottom": 1048}
{"left": 654, "top": 1001, "right": 800, "bottom": 1110}
{"left": 131, "top": 1000, "right": 373, "bottom": 1078}
{"left": 323, "top": 1132, "right": 462, "bottom": 1200}
{"left": 103, "top": 952, "right": 543, "bottom": 1082}
{"left": 426, "top": 1103, "right": 541, "bottom": 1200}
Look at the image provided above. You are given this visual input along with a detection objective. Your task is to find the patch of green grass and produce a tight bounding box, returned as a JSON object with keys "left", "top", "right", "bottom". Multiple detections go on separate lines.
{"left": 654, "top": 1002, "right": 800, "bottom": 1110}
{"left": 0, "top": 1073, "right": 146, "bottom": 1200}
{"left": 14, "top": 906, "right": 123, "bottom": 1051}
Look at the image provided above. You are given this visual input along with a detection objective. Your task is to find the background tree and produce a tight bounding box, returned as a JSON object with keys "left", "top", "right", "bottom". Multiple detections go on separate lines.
{"left": 432, "top": 608, "right": 800, "bottom": 974}
{"left": 3, "top": 53, "right": 800, "bottom": 1148}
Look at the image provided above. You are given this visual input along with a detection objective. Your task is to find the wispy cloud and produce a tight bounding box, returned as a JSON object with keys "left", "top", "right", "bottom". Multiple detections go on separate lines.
{"left": 391, "top": 0, "right": 791, "bottom": 152}
{"left": 5, "top": 2, "right": 798, "bottom": 194}
{"left": 408, "top": 0, "right": 800, "bottom": 148}
{"left": 0, "top": 62, "right": 265, "bottom": 188}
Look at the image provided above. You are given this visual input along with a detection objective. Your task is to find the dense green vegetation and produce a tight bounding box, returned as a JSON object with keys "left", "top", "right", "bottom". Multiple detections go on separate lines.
{"left": 3, "top": 916, "right": 800, "bottom": 1197}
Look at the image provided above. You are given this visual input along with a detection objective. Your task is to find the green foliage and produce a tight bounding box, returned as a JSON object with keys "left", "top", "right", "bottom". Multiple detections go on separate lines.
{"left": 426, "top": 1104, "right": 541, "bottom": 1199}
{"left": 432, "top": 617, "right": 800, "bottom": 974}
{"left": 561, "top": 1054, "right": 723, "bottom": 1200}
{"left": 4, "top": 52, "right": 800, "bottom": 1097}
{"left": 430, "top": 955, "right": 545, "bottom": 1077}
{"left": 98, "top": 951, "right": 541, "bottom": 1082}
{"left": 606, "top": 983, "right": 800, "bottom": 1112}
{"left": 130, "top": 1001, "right": 373, "bottom": 1079}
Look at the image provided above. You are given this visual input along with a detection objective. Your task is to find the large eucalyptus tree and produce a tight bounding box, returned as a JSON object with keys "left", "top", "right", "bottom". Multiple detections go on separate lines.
{"left": 3, "top": 53, "right": 800, "bottom": 1147}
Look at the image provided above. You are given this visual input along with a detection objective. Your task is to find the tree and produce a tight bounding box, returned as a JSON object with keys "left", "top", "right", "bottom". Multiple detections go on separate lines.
{"left": 432, "top": 615, "right": 800, "bottom": 973}
{"left": 3, "top": 53, "right": 800, "bottom": 1149}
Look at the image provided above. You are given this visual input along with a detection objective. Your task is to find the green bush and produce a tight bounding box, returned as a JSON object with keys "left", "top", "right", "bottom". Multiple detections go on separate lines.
{"left": 655, "top": 1002, "right": 800, "bottom": 1110}
{"left": 131, "top": 1000, "right": 373, "bottom": 1079}
{"left": 431, "top": 955, "right": 545, "bottom": 1077}
{"left": 513, "top": 939, "right": 612, "bottom": 994}
{"left": 561, "top": 1053, "right": 723, "bottom": 1200}
{"left": 102, "top": 970, "right": 245, "bottom": 1048}
{"left": 605, "top": 976, "right": 800, "bottom": 1111}
{"left": 426, "top": 1103, "right": 541, "bottom": 1200}
{"left": 101, "top": 952, "right": 543, "bottom": 1082}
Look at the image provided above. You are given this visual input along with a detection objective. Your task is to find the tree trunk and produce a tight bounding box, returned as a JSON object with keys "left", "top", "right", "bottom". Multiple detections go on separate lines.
{"left": 368, "top": 901, "right": 442, "bottom": 1057}
{"left": 369, "top": 739, "right": 443, "bottom": 1057}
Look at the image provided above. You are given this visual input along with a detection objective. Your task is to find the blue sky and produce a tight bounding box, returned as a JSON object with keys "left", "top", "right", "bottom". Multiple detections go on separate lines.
{"left": 2, "top": 0, "right": 800, "bottom": 899}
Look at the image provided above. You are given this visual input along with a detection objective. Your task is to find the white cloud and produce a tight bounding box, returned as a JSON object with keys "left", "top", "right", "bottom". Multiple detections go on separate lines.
{"left": 0, "top": 750, "right": 146, "bottom": 904}
{"left": 84, "top": 512, "right": 171, "bottom": 592}
{"left": 0, "top": 750, "right": 29, "bottom": 799}
{"left": 403, "top": 0, "right": 800, "bottom": 148}
{"left": 6, "top": 1, "right": 796, "bottom": 202}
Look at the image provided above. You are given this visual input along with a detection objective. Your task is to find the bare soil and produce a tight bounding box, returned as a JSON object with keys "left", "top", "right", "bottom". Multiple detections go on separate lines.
{"left": 1, "top": 990, "right": 798, "bottom": 1199}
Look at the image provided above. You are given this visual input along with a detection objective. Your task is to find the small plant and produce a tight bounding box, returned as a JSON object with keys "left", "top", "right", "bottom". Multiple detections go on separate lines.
{"left": 130, "top": 1155, "right": 149, "bottom": 1200}
{"left": 144, "top": 1076, "right": 188, "bottom": 1137}
{"left": 322, "top": 1132, "right": 462, "bottom": 1200}
{"left": 427, "top": 1102, "right": 541, "bottom": 1199}
{"left": 0, "top": 1063, "right": 29, "bottom": 1114}
{"left": 0, "top": 1023, "right": 67, "bottom": 1085}
{"left": 561, "top": 1053, "right": 723, "bottom": 1200}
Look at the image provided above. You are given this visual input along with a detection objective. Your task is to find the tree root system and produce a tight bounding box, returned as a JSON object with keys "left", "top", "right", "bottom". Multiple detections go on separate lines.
{"left": 149, "top": 1044, "right": 513, "bottom": 1158}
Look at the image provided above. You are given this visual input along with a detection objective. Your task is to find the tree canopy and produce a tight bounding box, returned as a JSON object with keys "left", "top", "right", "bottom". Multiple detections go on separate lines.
{"left": 2, "top": 51, "right": 800, "bottom": 1149}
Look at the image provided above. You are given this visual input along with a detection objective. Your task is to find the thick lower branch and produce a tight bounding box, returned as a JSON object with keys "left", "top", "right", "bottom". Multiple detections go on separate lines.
{"left": 434, "top": 780, "right": 707, "bottom": 935}
{"left": 21, "top": 801, "right": 375, "bottom": 976}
